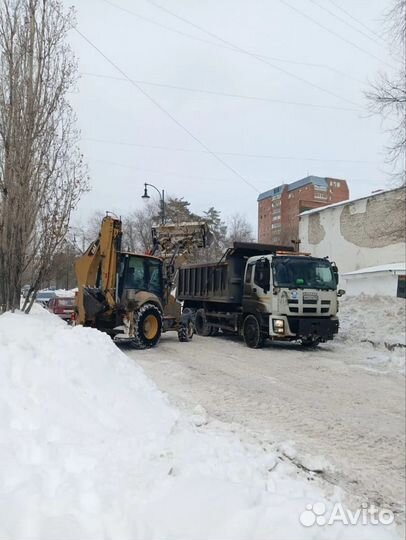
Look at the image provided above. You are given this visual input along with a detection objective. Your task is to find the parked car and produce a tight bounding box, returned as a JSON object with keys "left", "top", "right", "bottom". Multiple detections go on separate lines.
{"left": 34, "top": 290, "right": 56, "bottom": 307}
{"left": 48, "top": 296, "right": 75, "bottom": 322}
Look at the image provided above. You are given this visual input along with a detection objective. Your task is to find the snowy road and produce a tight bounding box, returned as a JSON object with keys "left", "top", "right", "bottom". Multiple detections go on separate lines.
{"left": 126, "top": 333, "right": 405, "bottom": 519}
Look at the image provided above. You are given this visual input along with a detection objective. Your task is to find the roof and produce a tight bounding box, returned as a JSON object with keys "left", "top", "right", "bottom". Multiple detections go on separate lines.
{"left": 257, "top": 175, "right": 329, "bottom": 202}
{"left": 287, "top": 175, "right": 328, "bottom": 192}
{"left": 343, "top": 262, "right": 406, "bottom": 276}
{"left": 299, "top": 186, "right": 404, "bottom": 217}
{"left": 257, "top": 184, "right": 286, "bottom": 202}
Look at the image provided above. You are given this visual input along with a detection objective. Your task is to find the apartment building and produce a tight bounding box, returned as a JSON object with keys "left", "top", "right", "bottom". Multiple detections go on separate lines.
{"left": 257, "top": 175, "right": 349, "bottom": 245}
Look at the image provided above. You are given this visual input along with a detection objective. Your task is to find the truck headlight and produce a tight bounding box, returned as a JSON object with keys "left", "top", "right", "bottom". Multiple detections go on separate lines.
{"left": 273, "top": 319, "right": 285, "bottom": 333}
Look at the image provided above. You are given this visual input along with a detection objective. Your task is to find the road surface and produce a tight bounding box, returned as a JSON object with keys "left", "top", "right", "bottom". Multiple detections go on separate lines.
{"left": 125, "top": 333, "right": 405, "bottom": 519}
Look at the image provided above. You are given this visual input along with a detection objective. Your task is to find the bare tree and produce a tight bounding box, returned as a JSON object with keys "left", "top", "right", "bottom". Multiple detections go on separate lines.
{"left": 123, "top": 202, "right": 160, "bottom": 253}
{"left": 226, "top": 213, "right": 254, "bottom": 244}
{"left": 0, "top": 0, "right": 88, "bottom": 312}
{"left": 366, "top": 0, "right": 406, "bottom": 181}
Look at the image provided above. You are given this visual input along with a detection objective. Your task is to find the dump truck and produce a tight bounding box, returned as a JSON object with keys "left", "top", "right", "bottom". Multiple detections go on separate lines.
{"left": 75, "top": 214, "right": 209, "bottom": 348}
{"left": 177, "top": 242, "right": 344, "bottom": 348}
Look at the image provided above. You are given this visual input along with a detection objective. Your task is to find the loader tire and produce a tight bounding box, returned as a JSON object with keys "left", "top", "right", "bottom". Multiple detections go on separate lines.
{"left": 132, "top": 303, "right": 162, "bottom": 349}
{"left": 243, "top": 315, "right": 265, "bottom": 349}
{"left": 194, "top": 309, "right": 212, "bottom": 337}
{"left": 178, "top": 320, "right": 194, "bottom": 342}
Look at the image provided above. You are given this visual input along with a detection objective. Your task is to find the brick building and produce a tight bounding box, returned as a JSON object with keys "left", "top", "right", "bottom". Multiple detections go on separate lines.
{"left": 257, "top": 175, "right": 349, "bottom": 245}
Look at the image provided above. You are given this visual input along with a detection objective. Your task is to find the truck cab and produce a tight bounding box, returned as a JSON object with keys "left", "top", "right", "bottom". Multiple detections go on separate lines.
{"left": 242, "top": 253, "right": 340, "bottom": 345}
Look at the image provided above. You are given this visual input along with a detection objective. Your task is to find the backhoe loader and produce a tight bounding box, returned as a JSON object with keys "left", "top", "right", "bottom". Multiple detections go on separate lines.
{"left": 74, "top": 213, "right": 209, "bottom": 348}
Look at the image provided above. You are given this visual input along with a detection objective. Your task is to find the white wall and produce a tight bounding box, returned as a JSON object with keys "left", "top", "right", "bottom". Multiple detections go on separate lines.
{"left": 342, "top": 272, "right": 400, "bottom": 297}
{"left": 299, "top": 188, "right": 406, "bottom": 273}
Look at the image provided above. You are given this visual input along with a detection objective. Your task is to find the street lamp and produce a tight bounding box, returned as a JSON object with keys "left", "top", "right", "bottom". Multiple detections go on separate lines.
{"left": 142, "top": 182, "right": 165, "bottom": 224}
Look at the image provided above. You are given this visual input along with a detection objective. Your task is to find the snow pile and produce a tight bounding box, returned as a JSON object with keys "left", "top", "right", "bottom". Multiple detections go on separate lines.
{"left": 54, "top": 288, "right": 77, "bottom": 298}
{"left": 336, "top": 294, "right": 405, "bottom": 373}
{"left": 0, "top": 310, "right": 400, "bottom": 539}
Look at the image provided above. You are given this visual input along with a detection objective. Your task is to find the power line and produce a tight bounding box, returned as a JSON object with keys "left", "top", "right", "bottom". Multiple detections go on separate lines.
{"left": 307, "top": 0, "right": 384, "bottom": 47}
{"left": 101, "top": 0, "right": 227, "bottom": 51}
{"left": 74, "top": 28, "right": 260, "bottom": 193}
{"left": 279, "top": 0, "right": 393, "bottom": 67}
{"left": 93, "top": 159, "right": 381, "bottom": 183}
{"left": 326, "top": 0, "right": 387, "bottom": 45}
{"left": 81, "top": 71, "right": 359, "bottom": 112}
{"left": 105, "top": 0, "right": 360, "bottom": 108}
{"left": 255, "top": 55, "right": 366, "bottom": 86}
{"left": 101, "top": 0, "right": 365, "bottom": 87}
{"left": 82, "top": 137, "right": 379, "bottom": 164}
{"left": 92, "top": 159, "right": 254, "bottom": 183}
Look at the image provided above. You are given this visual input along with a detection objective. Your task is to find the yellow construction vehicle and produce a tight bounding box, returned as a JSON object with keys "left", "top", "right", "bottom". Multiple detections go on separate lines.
{"left": 74, "top": 213, "right": 209, "bottom": 348}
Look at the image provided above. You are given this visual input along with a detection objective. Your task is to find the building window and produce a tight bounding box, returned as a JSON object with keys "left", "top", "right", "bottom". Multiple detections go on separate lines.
{"left": 272, "top": 215, "right": 280, "bottom": 221}
{"left": 271, "top": 223, "right": 281, "bottom": 229}
{"left": 314, "top": 193, "right": 327, "bottom": 200}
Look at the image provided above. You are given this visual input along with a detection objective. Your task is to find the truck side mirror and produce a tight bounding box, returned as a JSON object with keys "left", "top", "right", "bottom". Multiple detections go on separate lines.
{"left": 331, "top": 262, "right": 339, "bottom": 285}
{"left": 337, "top": 289, "right": 346, "bottom": 297}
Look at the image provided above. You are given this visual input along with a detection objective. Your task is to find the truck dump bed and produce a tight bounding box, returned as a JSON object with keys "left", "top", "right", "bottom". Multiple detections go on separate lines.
{"left": 177, "top": 242, "right": 293, "bottom": 305}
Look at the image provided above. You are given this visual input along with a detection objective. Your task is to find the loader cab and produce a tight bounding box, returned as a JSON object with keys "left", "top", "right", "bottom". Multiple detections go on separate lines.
{"left": 117, "top": 253, "right": 164, "bottom": 302}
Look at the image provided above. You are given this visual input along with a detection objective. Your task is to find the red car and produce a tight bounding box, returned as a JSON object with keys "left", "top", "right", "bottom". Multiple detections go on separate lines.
{"left": 48, "top": 296, "right": 75, "bottom": 322}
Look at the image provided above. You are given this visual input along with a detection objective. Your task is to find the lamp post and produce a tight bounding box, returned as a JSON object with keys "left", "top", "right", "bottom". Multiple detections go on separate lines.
{"left": 142, "top": 182, "right": 165, "bottom": 224}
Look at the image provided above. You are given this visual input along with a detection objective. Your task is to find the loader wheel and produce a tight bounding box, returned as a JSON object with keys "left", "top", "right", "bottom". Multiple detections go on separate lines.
{"left": 133, "top": 303, "right": 162, "bottom": 349}
{"left": 194, "top": 309, "right": 212, "bottom": 337}
{"left": 243, "top": 315, "right": 264, "bottom": 349}
{"left": 178, "top": 320, "right": 194, "bottom": 342}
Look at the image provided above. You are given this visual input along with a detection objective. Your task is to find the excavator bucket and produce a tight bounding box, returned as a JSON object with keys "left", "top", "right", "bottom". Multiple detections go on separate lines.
{"left": 151, "top": 222, "right": 212, "bottom": 258}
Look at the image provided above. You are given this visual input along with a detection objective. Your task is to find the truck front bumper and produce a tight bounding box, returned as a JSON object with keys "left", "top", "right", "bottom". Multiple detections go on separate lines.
{"left": 269, "top": 315, "right": 339, "bottom": 341}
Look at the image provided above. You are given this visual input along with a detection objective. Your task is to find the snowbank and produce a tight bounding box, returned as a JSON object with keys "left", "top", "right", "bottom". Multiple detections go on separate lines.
{"left": 336, "top": 294, "right": 406, "bottom": 373}
{"left": 54, "top": 288, "right": 77, "bottom": 297}
{"left": 0, "top": 310, "right": 399, "bottom": 539}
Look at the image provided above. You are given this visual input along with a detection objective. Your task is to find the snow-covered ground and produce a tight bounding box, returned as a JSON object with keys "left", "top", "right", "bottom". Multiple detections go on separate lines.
{"left": 335, "top": 295, "right": 405, "bottom": 373}
{"left": 129, "top": 295, "right": 405, "bottom": 534}
{"left": 0, "top": 301, "right": 402, "bottom": 540}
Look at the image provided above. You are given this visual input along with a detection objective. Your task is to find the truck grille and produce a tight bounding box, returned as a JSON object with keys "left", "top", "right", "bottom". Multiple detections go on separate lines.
{"left": 287, "top": 294, "right": 331, "bottom": 314}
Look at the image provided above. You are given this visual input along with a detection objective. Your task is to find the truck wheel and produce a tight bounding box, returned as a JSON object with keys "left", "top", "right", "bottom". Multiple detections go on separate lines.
{"left": 195, "top": 308, "right": 212, "bottom": 337}
{"left": 243, "top": 315, "right": 264, "bottom": 349}
{"left": 178, "top": 320, "right": 194, "bottom": 342}
{"left": 133, "top": 303, "right": 162, "bottom": 349}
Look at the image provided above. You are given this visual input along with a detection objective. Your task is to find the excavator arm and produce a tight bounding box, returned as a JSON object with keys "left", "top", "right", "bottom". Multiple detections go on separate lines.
{"left": 75, "top": 215, "right": 122, "bottom": 324}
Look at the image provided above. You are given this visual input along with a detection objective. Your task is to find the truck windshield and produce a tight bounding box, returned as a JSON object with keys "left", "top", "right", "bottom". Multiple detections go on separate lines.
{"left": 272, "top": 257, "right": 336, "bottom": 290}
{"left": 123, "top": 256, "right": 162, "bottom": 295}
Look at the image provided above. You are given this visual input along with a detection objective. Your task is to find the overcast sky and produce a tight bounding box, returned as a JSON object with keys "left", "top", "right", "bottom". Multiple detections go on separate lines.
{"left": 66, "top": 0, "right": 397, "bottom": 234}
